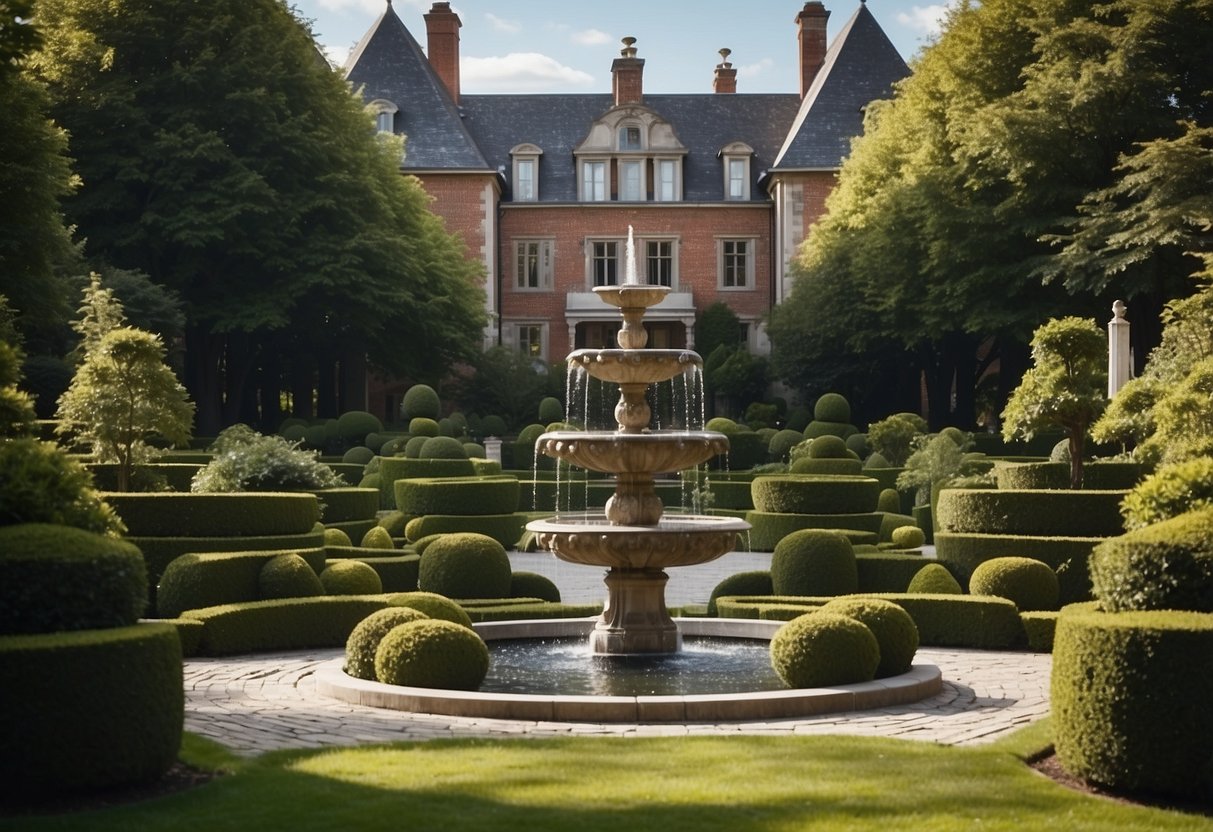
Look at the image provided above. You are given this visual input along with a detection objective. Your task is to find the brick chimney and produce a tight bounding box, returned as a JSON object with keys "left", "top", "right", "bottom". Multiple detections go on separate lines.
{"left": 612, "top": 37, "right": 644, "bottom": 106}
{"left": 796, "top": 1, "right": 829, "bottom": 99}
{"left": 424, "top": 2, "right": 461, "bottom": 104}
{"left": 713, "top": 48, "right": 737, "bottom": 94}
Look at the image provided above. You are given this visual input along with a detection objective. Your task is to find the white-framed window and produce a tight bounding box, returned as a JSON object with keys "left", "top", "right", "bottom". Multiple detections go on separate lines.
{"left": 619, "top": 159, "right": 645, "bottom": 201}
{"left": 655, "top": 158, "right": 681, "bottom": 202}
{"left": 618, "top": 125, "right": 642, "bottom": 150}
{"left": 516, "top": 323, "right": 546, "bottom": 360}
{"left": 515, "top": 239, "right": 554, "bottom": 290}
{"left": 369, "top": 99, "right": 399, "bottom": 134}
{"left": 581, "top": 160, "right": 608, "bottom": 201}
{"left": 645, "top": 239, "right": 676, "bottom": 287}
{"left": 719, "top": 238, "right": 754, "bottom": 289}
{"left": 588, "top": 240, "right": 621, "bottom": 287}
{"left": 515, "top": 159, "right": 536, "bottom": 201}
{"left": 720, "top": 142, "right": 753, "bottom": 201}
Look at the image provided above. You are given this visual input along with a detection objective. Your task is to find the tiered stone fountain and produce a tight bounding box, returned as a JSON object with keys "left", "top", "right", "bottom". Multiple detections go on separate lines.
{"left": 526, "top": 248, "right": 750, "bottom": 655}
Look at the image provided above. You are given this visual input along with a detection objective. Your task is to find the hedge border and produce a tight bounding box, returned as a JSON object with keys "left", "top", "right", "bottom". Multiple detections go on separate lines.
{"left": 395, "top": 475, "right": 520, "bottom": 517}
{"left": 751, "top": 475, "right": 880, "bottom": 515}
{"left": 309, "top": 487, "right": 379, "bottom": 522}
{"left": 745, "top": 511, "right": 883, "bottom": 551}
{"left": 933, "top": 531, "right": 1101, "bottom": 605}
{"left": 103, "top": 492, "right": 321, "bottom": 537}
{"left": 936, "top": 488, "right": 1126, "bottom": 538}
{"left": 154, "top": 547, "right": 329, "bottom": 618}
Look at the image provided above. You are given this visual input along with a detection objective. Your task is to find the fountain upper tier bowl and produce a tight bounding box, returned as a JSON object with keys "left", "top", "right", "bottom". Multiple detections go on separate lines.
{"left": 528, "top": 513, "right": 750, "bottom": 569}
{"left": 568, "top": 348, "right": 700, "bottom": 386}
{"left": 537, "top": 430, "right": 728, "bottom": 475}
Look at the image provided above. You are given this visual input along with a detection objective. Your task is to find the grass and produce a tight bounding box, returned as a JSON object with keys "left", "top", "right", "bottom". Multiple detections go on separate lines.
{"left": 3, "top": 723, "right": 1209, "bottom": 831}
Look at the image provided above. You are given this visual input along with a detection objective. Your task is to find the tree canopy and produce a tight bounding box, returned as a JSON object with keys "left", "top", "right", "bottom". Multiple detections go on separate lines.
{"left": 31, "top": 0, "right": 486, "bottom": 432}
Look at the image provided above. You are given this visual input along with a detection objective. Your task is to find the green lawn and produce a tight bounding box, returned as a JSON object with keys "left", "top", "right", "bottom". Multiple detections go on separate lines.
{"left": 4, "top": 724, "right": 1209, "bottom": 831}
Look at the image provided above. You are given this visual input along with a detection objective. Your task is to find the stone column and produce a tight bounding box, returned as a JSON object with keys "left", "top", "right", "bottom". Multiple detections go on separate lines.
{"left": 1108, "top": 300, "right": 1132, "bottom": 398}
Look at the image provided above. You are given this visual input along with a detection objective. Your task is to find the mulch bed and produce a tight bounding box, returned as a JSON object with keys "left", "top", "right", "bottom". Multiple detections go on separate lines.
{"left": 1030, "top": 752, "right": 1212, "bottom": 819}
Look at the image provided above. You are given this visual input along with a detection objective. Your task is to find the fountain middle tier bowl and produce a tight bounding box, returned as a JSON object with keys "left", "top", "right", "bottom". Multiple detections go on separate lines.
{"left": 568, "top": 348, "right": 702, "bottom": 386}
{"left": 527, "top": 513, "right": 751, "bottom": 569}
{"left": 537, "top": 430, "right": 729, "bottom": 474}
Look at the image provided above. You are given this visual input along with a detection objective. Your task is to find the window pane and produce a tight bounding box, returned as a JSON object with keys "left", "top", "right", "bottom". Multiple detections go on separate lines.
{"left": 646, "top": 240, "right": 673, "bottom": 287}
{"left": 728, "top": 158, "right": 746, "bottom": 199}
{"left": 723, "top": 240, "right": 749, "bottom": 288}
{"left": 516, "top": 160, "right": 534, "bottom": 201}
{"left": 376, "top": 111, "right": 393, "bottom": 133}
{"left": 583, "top": 161, "right": 606, "bottom": 201}
{"left": 657, "top": 160, "right": 677, "bottom": 201}
{"left": 620, "top": 161, "right": 642, "bottom": 201}
{"left": 593, "top": 241, "right": 618, "bottom": 286}
{"left": 619, "top": 126, "right": 641, "bottom": 150}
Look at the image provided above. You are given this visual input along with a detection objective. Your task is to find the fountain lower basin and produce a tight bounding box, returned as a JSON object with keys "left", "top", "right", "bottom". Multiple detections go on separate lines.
{"left": 528, "top": 513, "right": 749, "bottom": 569}
{"left": 315, "top": 618, "right": 944, "bottom": 723}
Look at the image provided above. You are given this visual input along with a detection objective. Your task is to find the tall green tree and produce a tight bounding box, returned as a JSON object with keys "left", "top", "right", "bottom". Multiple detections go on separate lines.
{"left": 32, "top": 0, "right": 485, "bottom": 433}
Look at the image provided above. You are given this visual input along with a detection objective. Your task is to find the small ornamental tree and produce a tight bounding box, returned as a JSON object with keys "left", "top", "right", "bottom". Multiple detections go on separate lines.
{"left": 56, "top": 327, "right": 194, "bottom": 491}
{"left": 1001, "top": 317, "right": 1106, "bottom": 488}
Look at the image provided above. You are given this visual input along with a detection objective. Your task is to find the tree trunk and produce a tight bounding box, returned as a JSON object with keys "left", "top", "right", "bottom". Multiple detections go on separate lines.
{"left": 1069, "top": 429, "right": 1085, "bottom": 489}
{"left": 185, "top": 324, "right": 222, "bottom": 436}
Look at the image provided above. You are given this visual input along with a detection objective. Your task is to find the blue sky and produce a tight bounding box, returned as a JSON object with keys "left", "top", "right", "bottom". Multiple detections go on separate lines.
{"left": 292, "top": 0, "right": 957, "bottom": 93}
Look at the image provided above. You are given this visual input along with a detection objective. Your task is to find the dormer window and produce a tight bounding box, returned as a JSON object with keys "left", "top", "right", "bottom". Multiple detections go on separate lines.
{"left": 369, "top": 99, "right": 399, "bottom": 134}
{"left": 720, "top": 141, "right": 754, "bottom": 201}
{"left": 619, "top": 125, "right": 642, "bottom": 150}
{"left": 510, "top": 143, "right": 543, "bottom": 202}
{"left": 574, "top": 106, "right": 687, "bottom": 203}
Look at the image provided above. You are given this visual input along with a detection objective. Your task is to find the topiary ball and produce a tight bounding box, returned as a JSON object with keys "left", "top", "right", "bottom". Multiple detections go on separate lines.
{"left": 258, "top": 553, "right": 324, "bottom": 600}
{"left": 906, "top": 563, "right": 963, "bottom": 595}
{"left": 344, "top": 606, "right": 430, "bottom": 680}
{"left": 877, "top": 488, "right": 902, "bottom": 513}
{"left": 704, "top": 417, "right": 738, "bottom": 434}
{"left": 845, "top": 433, "right": 871, "bottom": 458}
{"left": 814, "top": 393, "right": 851, "bottom": 424}
{"left": 324, "top": 527, "right": 353, "bottom": 547}
{"left": 361, "top": 526, "right": 395, "bottom": 550}
{"left": 463, "top": 442, "right": 486, "bottom": 459}
{"left": 864, "top": 452, "right": 891, "bottom": 469}
{"left": 538, "top": 396, "right": 564, "bottom": 424}
{"left": 480, "top": 415, "right": 508, "bottom": 437}
{"left": 891, "top": 525, "right": 925, "bottom": 549}
{"left": 770, "top": 530, "right": 857, "bottom": 596}
{"left": 378, "top": 511, "right": 408, "bottom": 537}
{"left": 707, "top": 570, "right": 774, "bottom": 616}
{"left": 969, "top": 557, "right": 1060, "bottom": 611}
{"left": 509, "top": 571, "right": 561, "bottom": 602}
{"left": 386, "top": 591, "right": 474, "bottom": 628}
{"left": 336, "top": 411, "right": 383, "bottom": 444}
{"left": 821, "top": 598, "right": 919, "bottom": 678}
{"left": 403, "top": 436, "right": 427, "bottom": 458}
{"left": 341, "top": 446, "right": 374, "bottom": 465}
{"left": 419, "top": 436, "right": 468, "bottom": 460}
{"left": 320, "top": 560, "right": 383, "bottom": 595}
{"left": 375, "top": 619, "right": 489, "bottom": 690}
{"left": 401, "top": 384, "right": 441, "bottom": 420}
{"left": 808, "top": 435, "right": 850, "bottom": 459}
{"left": 408, "top": 417, "right": 440, "bottom": 438}
{"left": 419, "top": 532, "right": 512, "bottom": 599}
{"left": 770, "top": 612, "right": 879, "bottom": 688}
{"left": 410, "top": 534, "right": 445, "bottom": 555}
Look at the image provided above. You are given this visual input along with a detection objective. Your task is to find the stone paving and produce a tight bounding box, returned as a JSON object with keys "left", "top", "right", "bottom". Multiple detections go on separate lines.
{"left": 182, "top": 547, "right": 1054, "bottom": 756}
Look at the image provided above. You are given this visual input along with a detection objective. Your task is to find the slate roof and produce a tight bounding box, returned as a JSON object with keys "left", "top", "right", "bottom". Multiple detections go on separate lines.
{"left": 771, "top": 2, "right": 910, "bottom": 170}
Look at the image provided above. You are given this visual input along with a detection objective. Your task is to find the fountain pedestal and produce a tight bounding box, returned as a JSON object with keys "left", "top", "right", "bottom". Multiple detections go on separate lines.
{"left": 594, "top": 568, "right": 679, "bottom": 655}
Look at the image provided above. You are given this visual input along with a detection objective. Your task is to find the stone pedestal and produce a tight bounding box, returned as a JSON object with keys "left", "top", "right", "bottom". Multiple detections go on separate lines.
{"left": 591, "top": 567, "right": 681, "bottom": 655}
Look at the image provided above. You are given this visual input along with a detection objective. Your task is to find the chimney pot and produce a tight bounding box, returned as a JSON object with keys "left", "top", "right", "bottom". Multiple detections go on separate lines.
{"left": 714, "top": 47, "right": 737, "bottom": 94}
{"left": 612, "top": 37, "right": 645, "bottom": 105}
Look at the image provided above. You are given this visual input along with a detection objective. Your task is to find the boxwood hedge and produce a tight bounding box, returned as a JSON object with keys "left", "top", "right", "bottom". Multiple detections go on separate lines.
{"left": 404, "top": 513, "right": 527, "bottom": 548}
{"left": 155, "top": 547, "right": 328, "bottom": 619}
{"left": 376, "top": 457, "right": 476, "bottom": 508}
{"left": 181, "top": 596, "right": 391, "bottom": 655}
{"left": 936, "top": 489, "right": 1126, "bottom": 538}
{"left": 1052, "top": 604, "right": 1213, "bottom": 801}
{"left": 855, "top": 553, "right": 928, "bottom": 593}
{"left": 395, "top": 475, "right": 520, "bottom": 517}
{"left": 324, "top": 551, "right": 420, "bottom": 592}
{"left": 708, "top": 480, "right": 756, "bottom": 510}
{"left": 994, "top": 461, "right": 1144, "bottom": 491}
{"left": 1088, "top": 507, "right": 1213, "bottom": 613}
{"left": 934, "top": 531, "right": 1102, "bottom": 605}
{"left": 309, "top": 487, "right": 378, "bottom": 522}
{"left": 751, "top": 475, "right": 880, "bottom": 515}
{"left": 103, "top": 492, "right": 321, "bottom": 537}
{"left": 745, "top": 511, "right": 882, "bottom": 551}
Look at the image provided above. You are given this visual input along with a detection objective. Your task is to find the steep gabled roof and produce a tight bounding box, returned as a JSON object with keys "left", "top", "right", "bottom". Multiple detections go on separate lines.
{"left": 343, "top": 3, "right": 490, "bottom": 171}
{"left": 772, "top": 2, "right": 909, "bottom": 171}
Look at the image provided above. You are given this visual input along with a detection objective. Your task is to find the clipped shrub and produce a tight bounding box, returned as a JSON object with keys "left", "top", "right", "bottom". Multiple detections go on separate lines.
{"left": 480, "top": 415, "right": 508, "bottom": 437}
{"left": 1021, "top": 611, "right": 1058, "bottom": 653}
{"left": 803, "top": 421, "right": 855, "bottom": 440}
{"left": 1120, "top": 457, "right": 1213, "bottom": 531}
{"left": 395, "top": 476, "right": 520, "bottom": 517}
{"left": 877, "top": 512, "right": 916, "bottom": 543}
{"left": 154, "top": 548, "right": 327, "bottom": 619}
{"left": 936, "top": 489, "right": 1126, "bottom": 538}
{"left": 464, "top": 602, "right": 602, "bottom": 623}
{"left": 751, "top": 475, "right": 879, "bottom": 515}
{"left": 770, "top": 530, "right": 857, "bottom": 597}
{"left": 814, "top": 393, "right": 851, "bottom": 424}
{"left": 335, "top": 411, "right": 382, "bottom": 445}
{"left": 418, "top": 532, "right": 512, "bottom": 599}
{"left": 789, "top": 456, "right": 862, "bottom": 476}
{"left": 856, "top": 553, "right": 928, "bottom": 593}
{"left": 807, "top": 435, "right": 849, "bottom": 458}
{"left": 1088, "top": 507, "right": 1213, "bottom": 613}
{"left": 708, "top": 570, "right": 774, "bottom": 616}
{"left": 437, "top": 417, "right": 459, "bottom": 438}
{"left": 378, "top": 511, "right": 409, "bottom": 537}
{"left": 105, "top": 492, "right": 321, "bottom": 537}
{"left": 509, "top": 571, "right": 561, "bottom": 602}
{"left": 258, "top": 553, "right": 324, "bottom": 599}
{"left": 419, "top": 436, "right": 468, "bottom": 460}
{"left": 767, "top": 429, "right": 805, "bottom": 462}
{"left": 401, "top": 384, "right": 441, "bottom": 420}
{"left": 537, "top": 396, "right": 564, "bottom": 424}
{"left": 387, "top": 590, "right": 474, "bottom": 628}
{"left": 1052, "top": 605, "right": 1213, "bottom": 801}
{"left": 408, "top": 417, "right": 440, "bottom": 438}
{"left": 361, "top": 526, "right": 395, "bottom": 550}
{"left": 374, "top": 618, "right": 489, "bottom": 690}
{"left": 343, "top": 606, "right": 429, "bottom": 680}
{"left": 463, "top": 442, "right": 486, "bottom": 458}
{"left": 320, "top": 560, "right": 383, "bottom": 595}
{"left": 746, "top": 511, "right": 882, "bottom": 551}
{"left": 876, "top": 488, "right": 901, "bottom": 514}
{"left": 845, "top": 433, "right": 871, "bottom": 458}
{"left": 907, "top": 563, "right": 963, "bottom": 595}
{"left": 183, "top": 596, "right": 389, "bottom": 655}
{"left": 404, "top": 513, "right": 526, "bottom": 549}
{"left": 410, "top": 535, "right": 444, "bottom": 555}
{"left": 969, "top": 556, "right": 1059, "bottom": 612}
{"left": 324, "top": 527, "right": 353, "bottom": 548}
{"left": 769, "top": 612, "right": 879, "bottom": 688}
{"left": 342, "top": 446, "right": 375, "bottom": 466}
{"left": 403, "top": 436, "right": 427, "bottom": 458}
{"left": 821, "top": 597, "right": 919, "bottom": 677}
{"left": 705, "top": 417, "right": 738, "bottom": 433}
{"left": 890, "top": 525, "right": 925, "bottom": 550}
{"left": 311, "top": 487, "right": 378, "bottom": 523}
{"left": 326, "top": 553, "right": 419, "bottom": 592}
{"left": 0, "top": 524, "right": 147, "bottom": 634}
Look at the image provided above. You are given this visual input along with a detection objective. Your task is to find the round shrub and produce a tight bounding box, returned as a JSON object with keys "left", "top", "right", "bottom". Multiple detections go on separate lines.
{"left": 807, "top": 435, "right": 849, "bottom": 459}
{"left": 814, "top": 393, "right": 851, "bottom": 424}
{"left": 0, "top": 524, "right": 147, "bottom": 635}
{"left": 281, "top": 424, "right": 307, "bottom": 444}
{"left": 387, "top": 590, "right": 474, "bottom": 629}
{"left": 517, "top": 423, "right": 545, "bottom": 444}
{"left": 380, "top": 437, "right": 408, "bottom": 456}
{"left": 378, "top": 511, "right": 408, "bottom": 537}
{"left": 463, "top": 442, "right": 486, "bottom": 459}
{"left": 419, "top": 436, "right": 468, "bottom": 460}
{"left": 402, "top": 384, "right": 441, "bottom": 420}
{"left": 320, "top": 560, "right": 383, "bottom": 595}
{"left": 769, "top": 612, "right": 879, "bottom": 688}
{"left": 437, "top": 417, "right": 458, "bottom": 438}
{"left": 509, "top": 571, "right": 561, "bottom": 602}
{"left": 890, "top": 525, "right": 925, "bottom": 549}
{"left": 344, "top": 606, "right": 430, "bottom": 680}
{"left": 767, "top": 429, "right": 805, "bottom": 461}
{"left": 804, "top": 421, "right": 856, "bottom": 440}
{"left": 907, "top": 563, "right": 963, "bottom": 595}
{"left": 375, "top": 618, "right": 489, "bottom": 691}
{"left": 538, "top": 396, "right": 564, "bottom": 424}
{"left": 770, "top": 530, "right": 857, "bottom": 597}
{"left": 863, "top": 452, "right": 891, "bottom": 469}
{"left": 409, "top": 417, "right": 440, "bottom": 438}
{"left": 704, "top": 417, "right": 738, "bottom": 434}
{"left": 302, "top": 424, "right": 327, "bottom": 450}
{"left": 708, "top": 570, "right": 774, "bottom": 616}
{"left": 342, "top": 446, "right": 374, "bottom": 465}
{"left": 480, "top": 415, "right": 508, "bottom": 437}
{"left": 1052, "top": 605, "right": 1213, "bottom": 801}
{"left": 324, "top": 527, "right": 353, "bottom": 547}
{"left": 419, "top": 532, "right": 512, "bottom": 599}
{"left": 401, "top": 436, "right": 426, "bottom": 458}
{"left": 969, "top": 557, "right": 1060, "bottom": 611}
{"left": 877, "top": 488, "right": 902, "bottom": 513}
{"left": 411, "top": 534, "right": 444, "bottom": 555}
{"left": 821, "top": 597, "right": 919, "bottom": 677}
{"left": 1120, "top": 457, "right": 1213, "bottom": 531}
{"left": 790, "top": 456, "right": 863, "bottom": 476}
{"left": 336, "top": 411, "right": 382, "bottom": 444}
{"left": 258, "top": 553, "right": 324, "bottom": 600}
{"left": 361, "top": 525, "right": 395, "bottom": 550}
{"left": 845, "top": 433, "right": 871, "bottom": 458}
{"left": 1089, "top": 507, "right": 1213, "bottom": 613}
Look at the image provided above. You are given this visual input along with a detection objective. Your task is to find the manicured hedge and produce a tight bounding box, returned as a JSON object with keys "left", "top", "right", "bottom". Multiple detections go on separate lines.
{"left": 788, "top": 457, "right": 864, "bottom": 476}
{"left": 395, "top": 475, "right": 520, "bottom": 516}
{"left": 936, "top": 489, "right": 1126, "bottom": 537}
{"left": 751, "top": 475, "right": 880, "bottom": 515}
{"left": 745, "top": 510, "right": 882, "bottom": 551}
{"left": 708, "top": 570, "right": 773, "bottom": 616}
{"left": 103, "top": 492, "right": 321, "bottom": 537}
{"left": 1088, "top": 507, "right": 1213, "bottom": 613}
{"left": 0, "top": 623, "right": 183, "bottom": 797}
{"left": 855, "top": 553, "right": 928, "bottom": 593}
{"left": 376, "top": 457, "right": 476, "bottom": 508}
{"left": 933, "top": 532, "right": 1100, "bottom": 605}
{"left": 1021, "top": 611, "right": 1057, "bottom": 653}
{"left": 309, "top": 487, "right": 379, "bottom": 522}
{"left": 323, "top": 518, "right": 377, "bottom": 543}
{"left": 878, "top": 512, "right": 917, "bottom": 543}
{"left": 708, "top": 480, "right": 756, "bottom": 510}
{"left": 155, "top": 548, "right": 328, "bottom": 618}
{"left": 404, "top": 513, "right": 527, "bottom": 548}
{"left": 0, "top": 523, "right": 147, "bottom": 634}
{"left": 1052, "top": 604, "right": 1213, "bottom": 801}
{"left": 994, "top": 461, "right": 1144, "bottom": 491}
{"left": 181, "top": 596, "right": 391, "bottom": 655}
{"left": 324, "top": 550, "right": 420, "bottom": 592}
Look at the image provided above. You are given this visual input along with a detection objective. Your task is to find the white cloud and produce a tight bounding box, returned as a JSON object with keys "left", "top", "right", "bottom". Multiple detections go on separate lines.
{"left": 737, "top": 57, "right": 774, "bottom": 80}
{"left": 896, "top": 4, "right": 952, "bottom": 37}
{"left": 321, "top": 43, "right": 352, "bottom": 69}
{"left": 462, "top": 53, "right": 595, "bottom": 92}
{"left": 485, "top": 12, "right": 521, "bottom": 34}
{"left": 571, "top": 28, "right": 612, "bottom": 46}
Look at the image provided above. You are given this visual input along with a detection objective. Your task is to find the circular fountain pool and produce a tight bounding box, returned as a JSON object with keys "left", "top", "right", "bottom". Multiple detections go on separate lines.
{"left": 314, "top": 618, "right": 943, "bottom": 723}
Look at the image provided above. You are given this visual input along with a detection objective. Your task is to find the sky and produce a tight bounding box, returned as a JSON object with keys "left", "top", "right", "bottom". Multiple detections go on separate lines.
{"left": 291, "top": 0, "right": 959, "bottom": 94}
